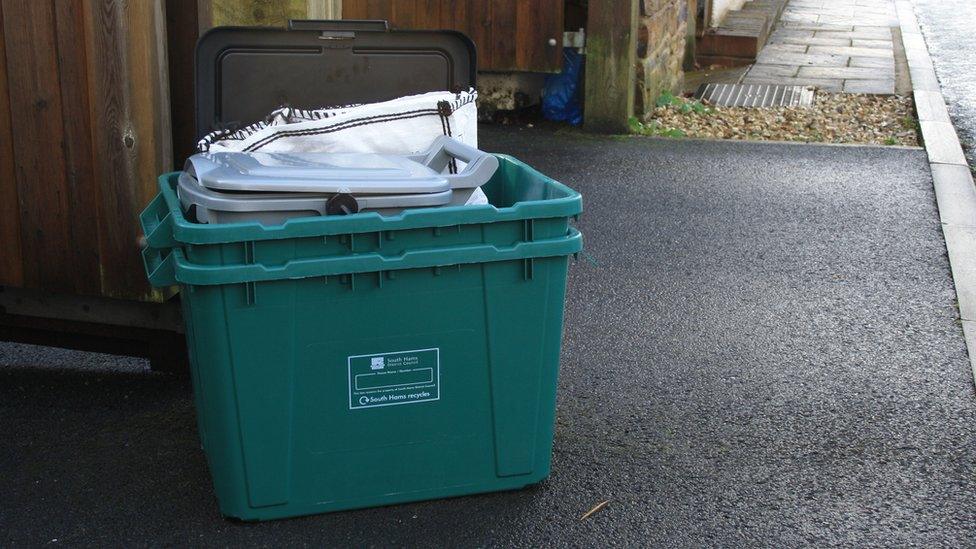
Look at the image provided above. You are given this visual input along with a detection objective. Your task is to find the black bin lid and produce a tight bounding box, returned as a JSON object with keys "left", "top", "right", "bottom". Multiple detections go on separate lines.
{"left": 195, "top": 20, "right": 476, "bottom": 140}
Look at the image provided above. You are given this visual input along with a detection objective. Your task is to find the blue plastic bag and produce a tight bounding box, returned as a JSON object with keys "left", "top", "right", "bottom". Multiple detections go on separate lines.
{"left": 542, "top": 49, "right": 583, "bottom": 126}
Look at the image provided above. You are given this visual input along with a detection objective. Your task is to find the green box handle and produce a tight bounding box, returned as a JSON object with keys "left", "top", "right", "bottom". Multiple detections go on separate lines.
{"left": 140, "top": 193, "right": 176, "bottom": 249}
{"left": 139, "top": 192, "right": 180, "bottom": 287}
{"left": 142, "top": 245, "right": 177, "bottom": 287}
{"left": 147, "top": 228, "right": 582, "bottom": 287}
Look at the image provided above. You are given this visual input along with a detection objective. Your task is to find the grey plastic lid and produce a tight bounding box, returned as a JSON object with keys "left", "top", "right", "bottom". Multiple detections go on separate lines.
{"left": 195, "top": 20, "right": 476, "bottom": 139}
{"left": 185, "top": 152, "right": 451, "bottom": 194}
{"left": 177, "top": 171, "right": 453, "bottom": 220}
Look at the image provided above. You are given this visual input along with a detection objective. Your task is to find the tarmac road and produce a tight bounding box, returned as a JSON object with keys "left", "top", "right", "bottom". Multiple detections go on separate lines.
{"left": 912, "top": 0, "right": 976, "bottom": 169}
{"left": 2, "top": 128, "right": 974, "bottom": 546}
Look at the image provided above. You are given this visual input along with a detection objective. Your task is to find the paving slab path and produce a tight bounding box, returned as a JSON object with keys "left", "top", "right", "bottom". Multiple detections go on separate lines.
{"left": 743, "top": 0, "right": 904, "bottom": 93}
{"left": 1, "top": 129, "right": 975, "bottom": 546}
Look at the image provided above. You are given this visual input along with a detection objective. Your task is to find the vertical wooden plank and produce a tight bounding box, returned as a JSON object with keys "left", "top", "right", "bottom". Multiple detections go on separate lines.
{"left": 341, "top": 0, "right": 368, "bottom": 19}
{"left": 391, "top": 0, "right": 417, "bottom": 28}
{"left": 490, "top": 0, "right": 516, "bottom": 70}
{"left": 365, "top": 0, "right": 392, "bottom": 21}
{"left": 166, "top": 0, "right": 200, "bottom": 166}
{"left": 467, "top": 0, "right": 491, "bottom": 70}
{"left": 515, "top": 0, "right": 536, "bottom": 71}
{"left": 414, "top": 0, "right": 442, "bottom": 29}
{"left": 1, "top": 0, "right": 76, "bottom": 292}
{"left": 584, "top": 0, "right": 639, "bottom": 132}
{"left": 0, "top": 1, "right": 22, "bottom": 286}
{"left": 516, "top": 0, "right": 563, "bottom": 72}
{"left": 84, "top": 0, "right": 171, "bottom": 300}
{"left": 52, "top": 0, "right": 102, "bottom": 295}
{"left": 83, "top": 0, "right": 134, "bottom": 298}
{"left": 439, "top": 0, "right": 467, "bottom": 37}
{"left": 131, "top": 1, "right": 173, "bottom": 210}
{"left": 684, "top": 0, "right": 698, "bottom": 70}
{"left": 197, "top": 0, "right": 213, "bottom": 31}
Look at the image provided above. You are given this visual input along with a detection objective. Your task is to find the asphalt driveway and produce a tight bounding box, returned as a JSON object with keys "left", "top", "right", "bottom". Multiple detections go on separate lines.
{"left": 2, "top": 128, "right": 974, "bottom": 546}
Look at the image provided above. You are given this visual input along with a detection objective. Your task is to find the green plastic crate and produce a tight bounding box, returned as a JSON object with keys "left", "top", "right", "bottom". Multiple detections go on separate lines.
{"left": 141, "top": 155, "right": 582, "bottom": 521}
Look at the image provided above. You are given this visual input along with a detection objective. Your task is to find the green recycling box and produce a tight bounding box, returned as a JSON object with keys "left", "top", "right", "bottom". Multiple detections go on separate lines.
{"left": 140, "top": 154, "right": 582, "bottom": 520}
{"left": 139, "top": 20, "right": 582, "bottom": 521}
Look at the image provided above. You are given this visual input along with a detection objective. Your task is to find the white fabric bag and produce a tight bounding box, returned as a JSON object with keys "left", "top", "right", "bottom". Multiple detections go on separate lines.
{"left": 198, "top": 89, "right": 486, "bottom": 205}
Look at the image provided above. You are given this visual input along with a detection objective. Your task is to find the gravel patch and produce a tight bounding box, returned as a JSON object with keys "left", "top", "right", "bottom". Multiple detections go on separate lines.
{"left": 640, "top": 92, "right": 919, "bottom": 146}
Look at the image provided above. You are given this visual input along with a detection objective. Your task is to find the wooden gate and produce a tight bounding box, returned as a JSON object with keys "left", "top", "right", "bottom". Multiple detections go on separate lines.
{"left": 342, "top": 0, "right": 564, "bottom": 72}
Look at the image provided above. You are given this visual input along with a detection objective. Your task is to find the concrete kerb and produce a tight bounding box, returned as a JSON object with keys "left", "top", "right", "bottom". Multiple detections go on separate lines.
{"left": 920, "top": 121, "right": 969, "bottom": 165}
{"left": 931, "top": 164, "right": 976, "bottom": 227}
{"left": 914, "top": 90, "right": 951, "bottom": 124}
{"left": 896, "top": 0, "right": 976, "bottom": 384}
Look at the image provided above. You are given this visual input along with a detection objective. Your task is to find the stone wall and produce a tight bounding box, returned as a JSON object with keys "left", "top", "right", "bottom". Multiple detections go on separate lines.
{"left": 635, "top": 0, "right": 691, "bottom": 117}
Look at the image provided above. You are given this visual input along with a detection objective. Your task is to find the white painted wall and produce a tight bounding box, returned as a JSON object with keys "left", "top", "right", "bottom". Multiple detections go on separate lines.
{"left": 708, "top": 0, "right": 748, "bottom": 27}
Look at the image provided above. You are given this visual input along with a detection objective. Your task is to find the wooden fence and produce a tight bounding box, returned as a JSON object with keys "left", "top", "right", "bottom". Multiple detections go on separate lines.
{"left": 0, "top": 0, "right": 171, "bottom": 302}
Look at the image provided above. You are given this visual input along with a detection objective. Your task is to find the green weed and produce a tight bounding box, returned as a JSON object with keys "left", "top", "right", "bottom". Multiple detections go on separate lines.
{"left": 656, "top": 91, "right": 714, "bottom": 115}
{"left": 628, "top": 117, "right": 686, "bottom": 138}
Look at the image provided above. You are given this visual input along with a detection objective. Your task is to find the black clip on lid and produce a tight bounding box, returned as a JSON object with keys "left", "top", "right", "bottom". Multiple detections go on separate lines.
{"left": 325, "top": 193, "right": 360, "bottom": 216}
{"left": 195, "top": 19, "right": 477, "bottom": 140}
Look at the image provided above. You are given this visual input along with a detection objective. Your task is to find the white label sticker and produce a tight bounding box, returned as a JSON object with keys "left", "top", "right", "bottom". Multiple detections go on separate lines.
{"left": 347, "top": 348, "right": 440, "bottom": 410}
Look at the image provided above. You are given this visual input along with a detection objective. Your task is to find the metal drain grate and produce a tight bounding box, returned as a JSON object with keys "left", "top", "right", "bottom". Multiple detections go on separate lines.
{"left": 694, "top": 83, "right": 815, "bottom": 108}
